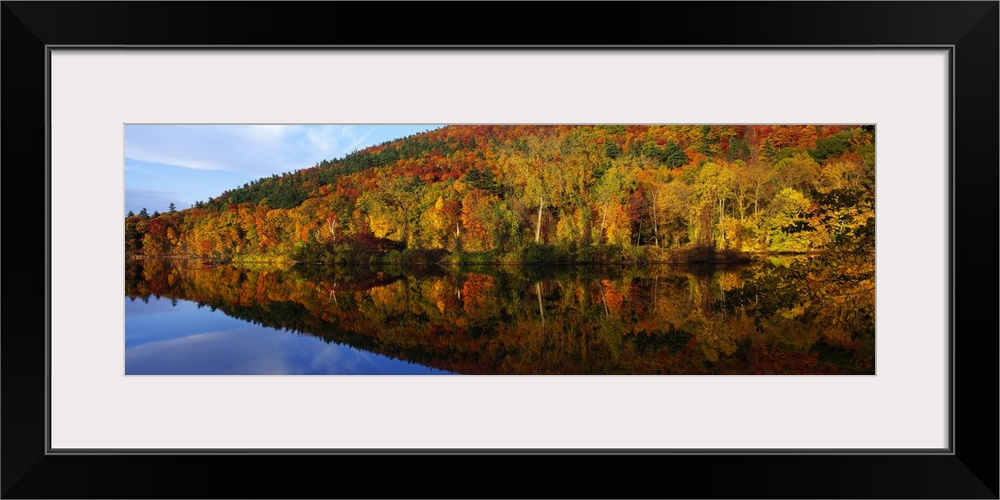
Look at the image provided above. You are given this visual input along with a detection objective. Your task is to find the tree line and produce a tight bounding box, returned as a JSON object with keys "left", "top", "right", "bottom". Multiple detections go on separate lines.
{"left": 125, "top": 124, "right": 875, "bottom": 263}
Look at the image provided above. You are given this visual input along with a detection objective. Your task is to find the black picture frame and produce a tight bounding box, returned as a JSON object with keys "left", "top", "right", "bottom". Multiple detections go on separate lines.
{"left": 3, "top": 2, "right": 996, "bottom": 498}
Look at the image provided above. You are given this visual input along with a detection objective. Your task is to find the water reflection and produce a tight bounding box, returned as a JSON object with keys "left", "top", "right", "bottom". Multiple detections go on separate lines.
{"left": 126, "top": 298, "right": 453, "bottom": 375}
{"left": 125, "top": 257, "right": 874, "bottom": 375}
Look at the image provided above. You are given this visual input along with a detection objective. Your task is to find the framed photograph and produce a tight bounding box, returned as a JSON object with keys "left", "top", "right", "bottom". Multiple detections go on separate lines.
{"left": 3, "top": 2, "right": 996, "bottom": 498}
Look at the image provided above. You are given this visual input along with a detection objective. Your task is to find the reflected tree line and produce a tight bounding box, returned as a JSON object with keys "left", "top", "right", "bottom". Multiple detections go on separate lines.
{"left": 126, "top": 252, "right": 873, "bottom": 374}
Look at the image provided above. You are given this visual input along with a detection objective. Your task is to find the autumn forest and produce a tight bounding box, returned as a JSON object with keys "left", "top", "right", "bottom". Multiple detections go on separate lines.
{"left": 125, "top": 125, "right": 875, "bottom": 265}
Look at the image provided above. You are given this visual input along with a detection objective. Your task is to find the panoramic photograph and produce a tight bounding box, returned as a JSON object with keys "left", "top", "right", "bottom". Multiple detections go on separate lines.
{"left": 124, "top": 124, "right": 875, "bottom": 375}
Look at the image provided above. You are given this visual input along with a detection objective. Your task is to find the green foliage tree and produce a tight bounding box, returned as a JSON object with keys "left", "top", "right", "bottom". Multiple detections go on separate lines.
{"left": 604, "top": 140, "right": 622, "bottom": 159}
{"left": 767, "top": 188, "right": 813, "bottom": 252}
{"left": 357, "top": 175, "right": 425, "bottom": 247}
{"left": 662, "top": 140, "right": 688, "bottom": 168}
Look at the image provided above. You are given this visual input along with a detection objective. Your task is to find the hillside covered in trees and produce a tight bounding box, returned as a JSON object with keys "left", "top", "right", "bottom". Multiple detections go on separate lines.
{"left": 125, "top": 125, "right": 875, "bottom": 265}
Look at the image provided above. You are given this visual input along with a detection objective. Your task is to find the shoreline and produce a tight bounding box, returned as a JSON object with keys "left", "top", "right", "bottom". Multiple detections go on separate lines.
{"left": 127, "top": 248, "right": 827, "bottom": 268}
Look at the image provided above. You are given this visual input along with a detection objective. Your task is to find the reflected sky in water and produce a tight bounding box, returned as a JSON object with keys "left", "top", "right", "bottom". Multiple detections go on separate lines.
{"left": 125, "top": 297, "right": 453, "bottom": 375}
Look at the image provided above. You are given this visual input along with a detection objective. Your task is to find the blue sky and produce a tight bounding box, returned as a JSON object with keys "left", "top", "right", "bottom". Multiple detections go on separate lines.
{"left": 124, "top": 124, "right": 443, "bottom": 216}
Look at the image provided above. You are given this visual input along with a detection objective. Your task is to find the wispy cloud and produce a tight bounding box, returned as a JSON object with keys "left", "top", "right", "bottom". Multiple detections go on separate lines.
{"left": 125, "top": 125, "right": 376, "bottom": 177}
{"left": 346, "top": 126, "right": 376, "bottom": 152}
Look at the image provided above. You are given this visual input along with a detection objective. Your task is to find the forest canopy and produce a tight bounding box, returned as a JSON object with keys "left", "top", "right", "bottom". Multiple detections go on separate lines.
{"left": 125, "top": 125, "right": 875, "bottom": 264}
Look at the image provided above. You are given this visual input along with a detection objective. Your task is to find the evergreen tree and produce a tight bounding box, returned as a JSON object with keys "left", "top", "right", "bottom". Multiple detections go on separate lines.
{"left": 663, "top": 141, "right": 689, "bottom": 168}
